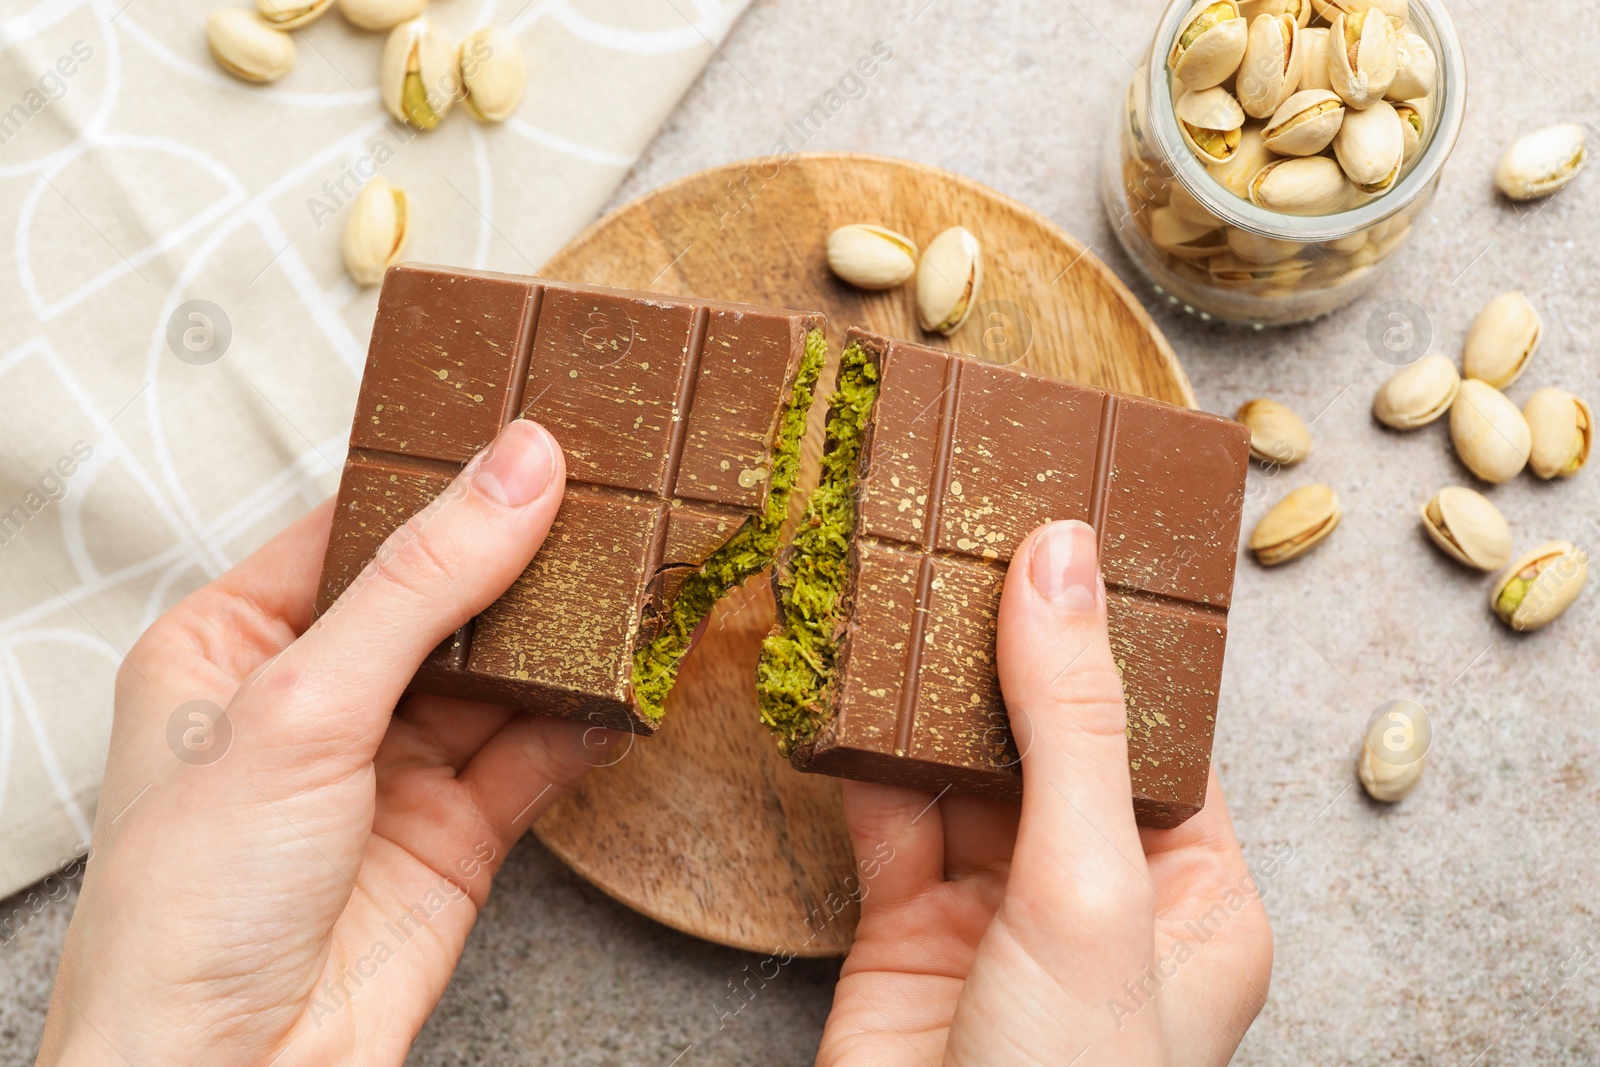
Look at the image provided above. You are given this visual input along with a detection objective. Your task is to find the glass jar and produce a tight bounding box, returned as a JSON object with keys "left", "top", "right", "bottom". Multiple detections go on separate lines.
{"left": 1103, "top": 0, "right": 1467, "bottom": 327}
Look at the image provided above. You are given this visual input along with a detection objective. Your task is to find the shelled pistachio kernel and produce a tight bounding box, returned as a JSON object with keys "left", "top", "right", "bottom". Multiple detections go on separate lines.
{"left": 1334, "top": 98, "right": 1405, "bottom": 192}
{"left": 1170, "top": 0, "right": 1249, "bottom": 91}
{"left": 1249, "top": 483, "right": 1340, "bottom": 565}
{"left": 207, "top": 8, "right": 295, "bottom": 83}
{"left": 458, "top": 26, "right": 526, "bottom": 123}
{"left": 915, "top": 227, "right": 982, "bottom": 335}
{"left": 1249, "top": 155, "right": 1354, "bottom": 215}
{"left": 1463, "top": 291, "right": 1540, "bottom": 388}
{"left": 1523, "top": 387, "right": 1592, "bottom": 480}
{"left": 1387, "top": 31, "right": 1436, "bottom": 99}
{"left": 1450, "top": 379, "right": 1531, "bottom": 484}
{"left": 1176, "top": 86, "right": 1246, "bottom": 164}
{"left": 257, "top": 0, "right": 333, "bottom": 29}
{"left": 380, "top": 16, "right": 455, "bottom": 130}
{"left": 1373, "top": 353, "right": 1458, "bottom": 429}
{"left": 1491, "top": 542, "right": 1588, "bottom": 632}
{"left": 827, "top": 224, "right": 918, "bottom": 289}
{"left": 1329, "top": 9, "right": 1398, "bottom": 110}
{"left": 1237, "top": 12, "right": 1301, "bottom": 119}
{"left": 1236, "top": 398, "right": 1312, "bottom": 464}
{"left": 342, "top": 177, "right": 410, "bottom": 286}
{"left": 1421, "top": 487, "right": 1511, "bottom": 570}
{"left": 1263, "top": 89, "right": 1345, "bottom": 156}
{"left": 1495, "top": 124, "right": 1588, "bottom": 202}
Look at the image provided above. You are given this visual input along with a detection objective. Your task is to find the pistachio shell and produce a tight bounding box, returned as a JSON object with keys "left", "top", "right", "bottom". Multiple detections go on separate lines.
{"left": 1249, "top": 483, "right": 1341, "bottom": 565}
{"left": 915, "top": 227, "right": 982, "bottom": 335}
{"left": 1207, "top": 252, "right": 1312, "bottom": 288}
{"left": 1463, "top": 291, "right": 1540, "bottom": 388}
{"left": 1240, "top": 0, "right": 1313, "bottom": 24}
{"left": 1333, "top": 98, "right": 1405, "bottom": 193}
{"left": 1387, "top": 31, "right": 1436, "bottom": 99}
{"left": 1248, "top": 155, "right": 1354, "bottom": 215}
{"left": 1312, "top": 0, "right": 1408, "bottom": 22}
{"left": 1176, "top": 87, "right": 1247, "bottom": 164}
{"left": 1323, "top": 229, "right": 1370, "bottom": 254}
{"left": 338, "top": 0, "right": 426, "bottom": 31}
{"left": 206, "top": 9, "right": 295, "bottom": 84}
{"left": 1373, "top": 353, "right": 1458, "bottom": 429}
{"left": 1420, "top": 487, "right": 1512, "bottom": 570}
{"left": 1236, "top": 398, "right": 1312, "bottom": 464}
{"left": 1263, "top": 89, "right": 1345, "bottom": 156}
{"left": 1358, "top": 700, "right": 1429, "bottom": 803}
{"left": 257, "top": 0, "right": 333, "bottom": 29}
{"left": 1296, "top": 27, "right": 1333, "bottom": 92}
{"left": 1450, "top": 379, "right": 1531, "bottom": 484}
{"left": 458, "top": 26, "right": 525, "bottom": 123}
{"left": 380, "top": 16, "right": 455, "bottom": 129}
{"left": 1238, "top": 13, "right": 1302, "bottom": 118}
{"left": 1392, "top": 101, "right": 1424, "bottom": 166}
{"left": 341, "top": 177, "right": 410, "bottom": 287}
{"left": 1523, "top": 387, "right": 1592, "bottom": 479}
{"left": 1227, "top": 227, "right": 1307, "bottom": 264}
{"left": 1170, "top": 0, "right": 1250, "bottom": 91}
{"left": 826, "top": 224, "right": 918, "bottom": 289}
{"left": 1206, "top": 125, "right": 1274, "bottom": 197}
{"left": 1328, "top": 10, "right": 1398, "bottom": 110}
{"left": 1491, "top": 542, "right": 1588, "bottom": 632}
{"left": 1495, "top": 124, "right": 1588, "bottom": 202}
{"left": 1167, "top": 181, "right": 1225, "bottom": 226}
{"left": 1151, "top": 207, "right": 1228, "bottom": 258}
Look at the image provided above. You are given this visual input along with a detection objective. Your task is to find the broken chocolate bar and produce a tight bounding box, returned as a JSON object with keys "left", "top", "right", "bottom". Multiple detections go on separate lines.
{"left": 316, "top": 264, "right": 825, "bottom": 733}
{"left": 757, "top": 328, "right": 1251, "bottom": 828}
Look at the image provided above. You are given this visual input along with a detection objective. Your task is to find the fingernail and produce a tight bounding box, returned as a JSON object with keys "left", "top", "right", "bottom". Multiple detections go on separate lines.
{"left": 473, "top": 420, "right": 556, "bottom": 507}
{"left": 1029, "top": 520, "right": 1100, "bottom": 614}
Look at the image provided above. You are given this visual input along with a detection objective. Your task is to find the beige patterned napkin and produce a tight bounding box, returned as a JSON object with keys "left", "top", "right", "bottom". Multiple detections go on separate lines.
{"left": 0, "top": 0, "right": 749, "bottom": 898}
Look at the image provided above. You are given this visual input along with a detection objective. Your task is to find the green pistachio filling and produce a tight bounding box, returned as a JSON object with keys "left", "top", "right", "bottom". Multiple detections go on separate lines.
{"left": 1495, "top": 576, "right": 1532, "bottom": 618}
{"left": 756, "top": 341, "right": 880, "bottom": 753}
{"left": 630, "top": 329, "right": 827, "bottom": 724}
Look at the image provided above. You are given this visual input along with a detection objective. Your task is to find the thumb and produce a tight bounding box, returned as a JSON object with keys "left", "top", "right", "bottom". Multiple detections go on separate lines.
{"left": 996, "top": 520, "right": 1143, "bottom": 864}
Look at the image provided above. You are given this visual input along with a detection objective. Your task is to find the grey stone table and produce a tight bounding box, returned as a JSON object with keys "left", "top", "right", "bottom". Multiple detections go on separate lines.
{"left": 4, "top": 1, "right": 1596, "bottom": 1063}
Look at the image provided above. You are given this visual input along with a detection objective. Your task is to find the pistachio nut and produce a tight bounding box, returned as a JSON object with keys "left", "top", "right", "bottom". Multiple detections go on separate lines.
{"left": 1167, "top": 181, "right": 1224, "bottom": 226}
{"left": 1523, "top": 386, "right": 1593, "bottom": 479}
{"left": 1207, "top": 124, "right": 1273, "bottom": 198}
{"left": 380, "top": 16, "right": 456, "bottom": 130}
{"left": 1249, "top": 483, "right": 1341, "bottom": 565}
{"left": 1328, "top": 10, "right": 1398, "bottom": 110}
{"left": 1334, "top": 98, "right": 1405, "bottom": 193}
{"left": 206, "top": 9, "right": 295, "bottom": 84}
{"left": 1227, "top": 227, "right": 1307, "bottom": 264}
{"left": 1207, "top": 252, "right": 1312, "bottom": 288}
{"left": 1450, "top": 379, "right": 1531, "bottom": 484}
{"left": 1358, "top": 700, "right": 1428, "bottom": 804}
{"left": 1175, "top": 87, "right": 1246, "bottom": 164}
{"left": 1387, "top": 31, "right": 1436, "bottom": 100}
{"left": 1296, "top": 27, "right": 1333, "bottom": 92}
{"left": 458, "top": 26, "right": 525, "bottom": 123}
{"left": 1263, "top": 89, "right": 1345, "bottom": 156}
{"left": 257, "top": 0, "right": 333, "bottom": 29}
{"left": 1312, "top": 0, "right": 1408, "bottom": 22}
{"left": 1151, "top": 207, "right": 1229, "bottom": 258}
{"left": 1491, "top": 542, "right": 1588, "bottom": 632}
{"left": 338, "top": 0, "right": 426, "bottom": 31}
{"left": 1462, "top": 291, "right": 1540, "bottom": 388}
{"left": 1238, "top": 0, "right": 1311, "bottom": 25}
{"left": 1236, "top": 397, "right": 1312, "bottom": 464}
{"left": 1494, "top": 123, "right": 1588, "bottom": 202}
{"left": 1392, "top": 101, "right": 1424, "bottom": 166}
{"left": 1237, "top": 13, "right": 1302, "bottom": 118}
{"left": 1169, "top": 0, "right": 1249, "bottom": 91}
{"left": 1248, "top": 155, "right": 1354, "bottom": 215}
{"left": 1372, "top": 353, "right": 1458, "bottom": 429}
{"left": 826, "top": 224, "right": 919, "bottom": 289}
{"left": 341, "top": 177, "right": 410, "bottom": 287}
{"left": 1323, "top": 229, "right": 1370, "bottom": 254}
{"left": 915, "top": 226, "right": 982, "bottom": 335}
{"left": 1420, "top": 486, "right": 1512, "bottom": 570}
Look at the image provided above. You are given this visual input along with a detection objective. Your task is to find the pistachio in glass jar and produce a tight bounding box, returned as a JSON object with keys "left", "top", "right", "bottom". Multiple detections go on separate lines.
{"left": 1102, "top": 0, "right": 1466, "bottom": 326}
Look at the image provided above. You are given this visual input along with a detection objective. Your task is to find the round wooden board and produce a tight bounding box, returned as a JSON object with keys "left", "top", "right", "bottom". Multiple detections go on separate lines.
{"left": 533, "top": 153, "right": 1192, "bottom": 957}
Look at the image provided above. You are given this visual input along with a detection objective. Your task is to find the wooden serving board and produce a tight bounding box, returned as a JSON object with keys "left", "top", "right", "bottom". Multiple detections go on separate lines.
{"left": 532, "top": 153, "right": 1192, "bottom": 957}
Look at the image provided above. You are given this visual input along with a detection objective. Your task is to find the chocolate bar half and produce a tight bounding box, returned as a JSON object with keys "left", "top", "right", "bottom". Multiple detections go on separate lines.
{"left": 757, "top": 328, "right": 1250, "bottom": 827}
{"left": 316, "top": 264, "right": 825, "bottom": 733}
